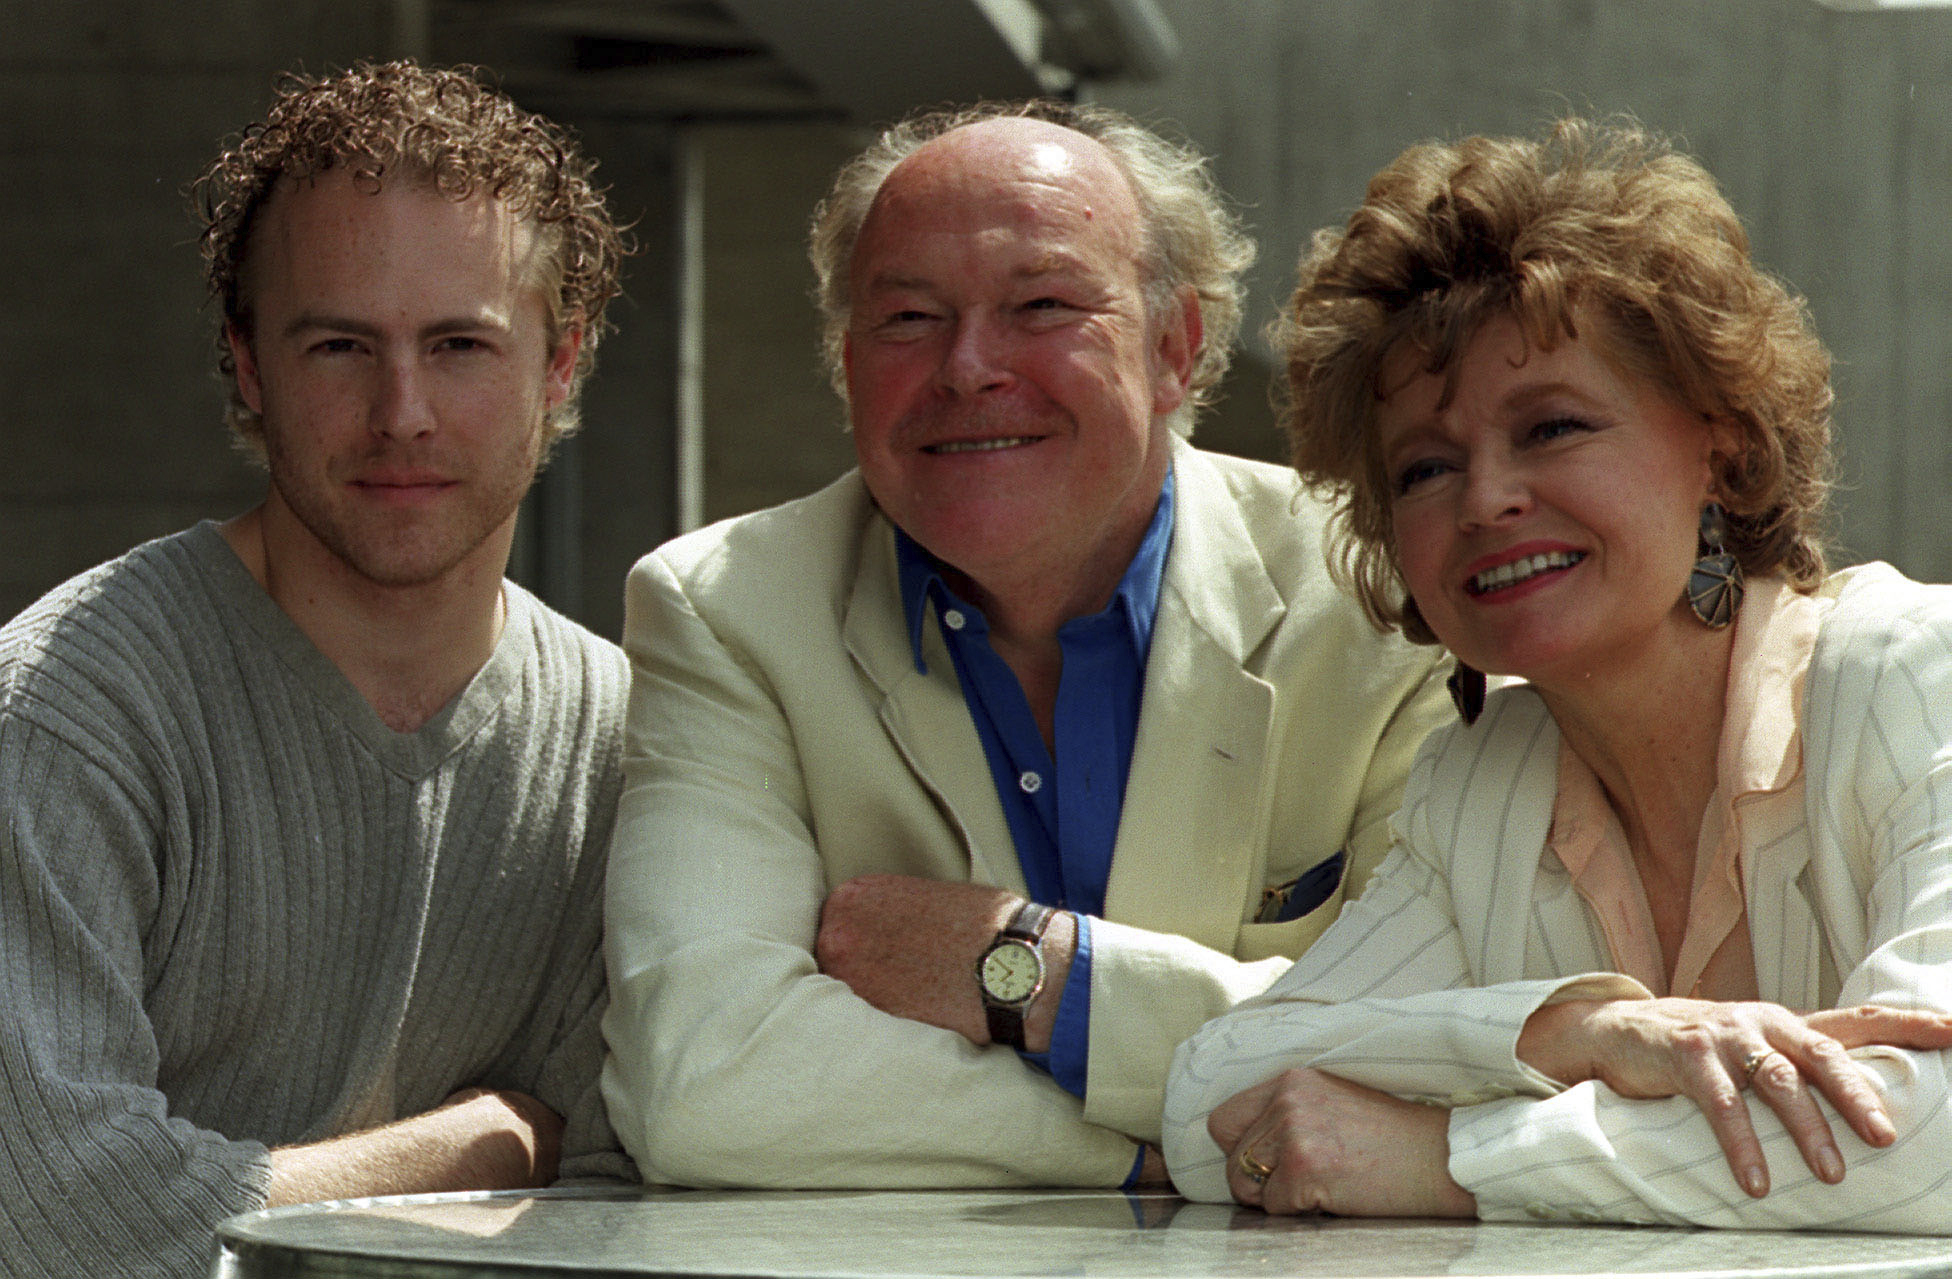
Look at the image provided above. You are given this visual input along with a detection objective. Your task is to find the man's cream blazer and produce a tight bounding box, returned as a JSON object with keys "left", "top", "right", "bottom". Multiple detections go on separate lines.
{"left": 601, "top": 439, "right": 1449, "bottom": 1188}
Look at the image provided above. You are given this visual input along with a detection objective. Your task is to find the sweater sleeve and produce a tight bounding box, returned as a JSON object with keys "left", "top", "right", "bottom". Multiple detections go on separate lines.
{"left": 497, "top": 926, "right": 634, "bottom": 1184}
{"left": 468, "top": 619, "right": 635, "bottom": 1185}
{"left": 0, "top": 713, "right": 271, "bottom": 1279}
{"left": 484, "top": 792, "right": 635, "bottom": 1185}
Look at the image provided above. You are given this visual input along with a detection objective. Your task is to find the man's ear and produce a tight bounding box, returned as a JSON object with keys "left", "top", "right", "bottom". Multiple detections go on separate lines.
{"left": 1151, "top": 286, "right": 1202, "bottom": 419}
{"left": 545, "top": 325, "right": 586, "bottom": 409}
{"left": 227, "top": 322, "right": 264, "bottom": 415}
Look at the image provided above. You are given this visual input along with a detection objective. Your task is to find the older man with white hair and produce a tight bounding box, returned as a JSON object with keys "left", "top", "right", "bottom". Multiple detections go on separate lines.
{"left": 600, "top": 100, "right": 1449, "bottom": 1188}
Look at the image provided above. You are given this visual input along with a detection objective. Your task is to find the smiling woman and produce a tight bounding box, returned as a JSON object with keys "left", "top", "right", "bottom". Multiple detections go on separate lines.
{"left": 1160, "top": 116, "right": 1952, "bottom": 1232}
{"left": 1374, "top": 307, "right": 1730, "bottom": 694}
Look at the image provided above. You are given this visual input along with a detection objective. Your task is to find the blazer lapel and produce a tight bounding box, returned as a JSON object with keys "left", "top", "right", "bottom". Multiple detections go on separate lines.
{"left": 1743, "top": 791, "right": 1822, "bottom": 1010}
{"left": 1449, "top": 694, "right": 1561, "bottom": 982}
{"left": 1102, "top": 443, "right": 1283, "bottom": 952}
{"left": 842, "top": 513, "right": 1020, "bottom": 891}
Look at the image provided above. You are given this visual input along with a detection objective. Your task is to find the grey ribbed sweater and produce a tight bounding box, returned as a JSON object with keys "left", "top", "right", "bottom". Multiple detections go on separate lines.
{"left": 0, "top": 523, "right": 633, "bottom": 1278}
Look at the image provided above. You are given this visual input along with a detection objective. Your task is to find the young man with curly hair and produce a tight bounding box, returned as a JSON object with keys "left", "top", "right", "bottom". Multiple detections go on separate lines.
{"left": 0, "top": 61, "right": 632, "bottom": 1277}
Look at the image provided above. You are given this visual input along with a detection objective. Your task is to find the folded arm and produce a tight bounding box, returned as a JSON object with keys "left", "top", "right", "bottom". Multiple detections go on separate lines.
{"left": 267, "top": 1089, "right": 562, "bottom": 1206}
{"left": 600, "top": 527, "right": 1448, "bottom": 1184}
{"left": 1170, "top": 843, "right": 1952, "bottom": 1229}
{"left": 599, "top": 555, "right": 1139, "bottom": 1188}
{"left": 476, "top": 813, "right": 636, "bottom": 1185}
{"left": 1512, "top": 997, "right": 1952, "bottom": 1199}
{"left": 1450, "top": 601, "right": 1952, "bottom": 1230}
{"left": 1168, "top": 642, "right": 1952, "bottom": 1231}
{"left": 814, "top": 873, "right": 1076, "bottom": 1052}
{"left": 0, "top": 717, "right": 555, "bottom": 1279}
{"left": 1163, "top": 826, "right": 1613, "bottom": 1202}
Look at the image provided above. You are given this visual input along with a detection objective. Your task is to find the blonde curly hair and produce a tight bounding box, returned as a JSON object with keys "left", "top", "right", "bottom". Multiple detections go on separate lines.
{"left": 1277, "top": 116, "right": 1834, "bottom": 643}
{"left": 193, "top": 59, "right": 629, "bottom": 458}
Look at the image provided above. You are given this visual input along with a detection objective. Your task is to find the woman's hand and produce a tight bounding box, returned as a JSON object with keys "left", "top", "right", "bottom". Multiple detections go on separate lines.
{"left": 1518, "top": 998, "right": 1952, "bottom": 1197}
{"left": 1208, "top": 1068, "right": 1476, "bottom": 1218}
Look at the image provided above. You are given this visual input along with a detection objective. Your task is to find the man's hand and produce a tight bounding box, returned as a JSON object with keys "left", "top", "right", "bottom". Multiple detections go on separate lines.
{"left": 1209, "top": 1068, "right": 1475, "bottom": 1218}
{"left": 816, "top": 874, "right": 1075, "bottom": 1051}
{"left": 266, "top": 1088, "right": 563, "bottom": 1207}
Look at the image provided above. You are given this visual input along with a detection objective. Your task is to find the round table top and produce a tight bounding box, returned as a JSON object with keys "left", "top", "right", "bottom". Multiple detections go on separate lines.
{"left": 211, "top": 1186, "right": 1952, "bottom": 1279}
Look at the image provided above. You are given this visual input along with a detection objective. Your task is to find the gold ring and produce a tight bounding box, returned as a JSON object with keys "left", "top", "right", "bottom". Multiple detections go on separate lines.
{"left": 1742, "top": 1049, "right": 1775, "bottom": 1085}
{"left": 1237, "top": 1145, "right": 1276, "bottom": 1185}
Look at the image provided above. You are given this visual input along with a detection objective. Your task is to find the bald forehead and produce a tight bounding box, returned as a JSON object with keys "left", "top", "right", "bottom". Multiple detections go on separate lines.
{"left": 867, "top": 117, "right": 1144, "bottom": 247}
{"left": 910, "top": 117, "right": 1128, "bottom": 185}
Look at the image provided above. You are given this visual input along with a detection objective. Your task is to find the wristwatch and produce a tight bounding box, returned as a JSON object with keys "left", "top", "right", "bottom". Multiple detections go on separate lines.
{"left": 975, "top": 900, "right": 1056, "bottom": 1050}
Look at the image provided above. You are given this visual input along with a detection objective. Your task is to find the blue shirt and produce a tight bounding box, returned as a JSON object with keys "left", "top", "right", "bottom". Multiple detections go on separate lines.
{"left": 895, "top": 471, "right": 1175, "bottom": 1123}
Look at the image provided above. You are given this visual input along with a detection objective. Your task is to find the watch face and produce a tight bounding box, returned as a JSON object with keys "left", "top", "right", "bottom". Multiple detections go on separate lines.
{"left": 979, "top": 939, "right": 1042, "bottom": 1004}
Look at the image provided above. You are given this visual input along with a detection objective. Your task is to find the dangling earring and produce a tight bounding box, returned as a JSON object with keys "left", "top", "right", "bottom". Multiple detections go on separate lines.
{"left": 1410, "top": 594, "right": 1486, "bottom": 726}
{"left": 1686, "top": 502, "right": 1744, "bottom": 629}
{"left": 1446, "top": 660, "right": 1485, "bottom": 726}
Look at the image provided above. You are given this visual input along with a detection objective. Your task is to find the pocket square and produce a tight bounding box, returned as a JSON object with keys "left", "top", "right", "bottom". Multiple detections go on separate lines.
{"left": 1256, "top": 850, "right": 1346, "bottom": 924}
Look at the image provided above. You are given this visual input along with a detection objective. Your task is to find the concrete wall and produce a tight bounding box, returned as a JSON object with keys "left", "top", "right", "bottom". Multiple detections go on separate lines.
{"left": 515, "top": 116, "right": 682, "bottom": 641}
{"left": 694, "top": 121, "right": 861, "bottom": 527}
{"left": 6, "top": 1, "right": 1948, "bottom": 636}
{"left": 1, "top": 0, "right": 399, "bottom": 623}
{"left": 685, "top": 0, "right": 1952, "bottom": 583}
{"left": 1092, "top": 0, "right": 1952, "bottom": 579}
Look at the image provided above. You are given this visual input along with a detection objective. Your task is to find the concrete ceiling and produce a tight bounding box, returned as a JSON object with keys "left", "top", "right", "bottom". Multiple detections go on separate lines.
{"left": 430, "top": 0, "right": 1175, "bottom": 121}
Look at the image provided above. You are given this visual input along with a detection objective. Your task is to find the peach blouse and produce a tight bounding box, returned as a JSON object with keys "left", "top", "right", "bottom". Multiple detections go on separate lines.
{"left": 1546, "top": 577, "right": 1825, "bottom": 1000}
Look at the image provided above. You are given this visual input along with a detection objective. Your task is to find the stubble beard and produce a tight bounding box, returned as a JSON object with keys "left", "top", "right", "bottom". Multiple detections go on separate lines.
{"left": 263, "top": 428, "right": 545, "bottom": 591}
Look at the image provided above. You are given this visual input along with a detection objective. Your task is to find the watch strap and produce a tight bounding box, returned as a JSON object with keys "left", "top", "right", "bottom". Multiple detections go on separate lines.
{"left": 984, "top": 1001, "right": 1027, "bottom": 1050}
{"left": 981, "top": 900, "right": 1056, "bottom": 1050}
{"left": 1001, "top": 899, "right": 1055, "bottom": 945}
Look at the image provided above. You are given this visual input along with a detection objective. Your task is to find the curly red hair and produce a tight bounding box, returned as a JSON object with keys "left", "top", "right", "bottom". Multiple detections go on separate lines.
{"left": 1277, "top": 116, "right": 1834, "bottom": 642}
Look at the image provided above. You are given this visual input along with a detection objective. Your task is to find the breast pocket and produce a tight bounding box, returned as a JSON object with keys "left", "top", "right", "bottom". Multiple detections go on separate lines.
{"left": 1235, "top": 850, "right": 1350, "bottom": 964}
{"left": 1256, "top": 850, "right": 1346, "bottom": 923}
